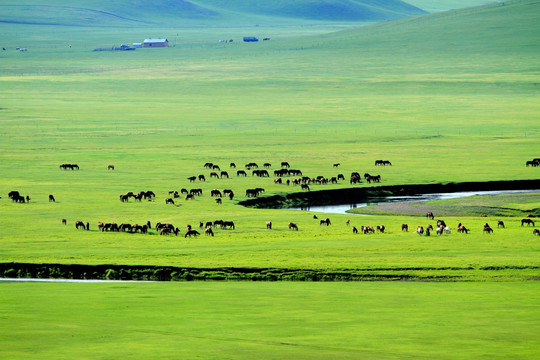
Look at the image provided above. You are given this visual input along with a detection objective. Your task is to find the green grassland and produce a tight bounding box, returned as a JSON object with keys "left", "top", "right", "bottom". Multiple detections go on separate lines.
{"left": 1, "top": 281, "right": 540, "bottom": 359}
{"left": 0, "top": 1, "right": 539, "bottom": 358}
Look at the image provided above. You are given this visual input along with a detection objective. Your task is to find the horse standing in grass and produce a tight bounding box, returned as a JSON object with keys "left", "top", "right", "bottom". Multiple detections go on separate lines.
{"left": 522, "top": 219, "right": 535, "bottom": 227}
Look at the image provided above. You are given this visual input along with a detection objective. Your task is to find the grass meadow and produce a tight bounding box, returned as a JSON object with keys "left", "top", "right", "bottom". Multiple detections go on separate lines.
{"left": 1, "top": 0, "right": 539, "bottom": 358}
{"left": 1, "top": 281, "right": 540, "bottom": 359}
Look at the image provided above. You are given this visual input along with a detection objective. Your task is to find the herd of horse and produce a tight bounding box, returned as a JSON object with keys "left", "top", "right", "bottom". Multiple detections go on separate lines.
{"left": 6, "top": 160, "right": 539, "bottom": 242}
{"left": 76, "top": 219, "right": 236, "bottom": 237}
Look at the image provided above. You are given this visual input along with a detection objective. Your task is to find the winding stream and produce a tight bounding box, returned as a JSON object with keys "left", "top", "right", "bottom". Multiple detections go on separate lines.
{"left": 290, "top": 189, "right": 539, "bottom": 215}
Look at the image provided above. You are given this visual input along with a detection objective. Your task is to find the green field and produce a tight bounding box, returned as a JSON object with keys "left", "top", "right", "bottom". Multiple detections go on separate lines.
{"left": 1, "top": 0, "right": 539, "bottom": 358}
{"left": 2, "top": 281, "right": 540, "bottom": 359}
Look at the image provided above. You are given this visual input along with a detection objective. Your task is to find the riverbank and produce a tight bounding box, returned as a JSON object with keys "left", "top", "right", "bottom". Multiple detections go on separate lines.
{"left": 2, "top": 262, "right": 540, "bottom": 282}
{"left": 238, "top": 179, "right": 540, "bottom": 209}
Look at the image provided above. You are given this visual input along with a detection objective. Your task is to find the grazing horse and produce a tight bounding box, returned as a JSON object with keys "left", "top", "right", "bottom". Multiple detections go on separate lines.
{"left": 205, "top": 227, "right": 214, "bottom": 236}
{"left": 281, "top": 162, "right": 290, "bottom": 168}
{"left": 301, "top": 184, "right": 310, "bottom": 191}
{"left": 319, "top": 218, "right": 331, "bottom": 226}
{"left": 108, "top": 165, "right": 115, "bottom": 170}
{"left": 497, "top": 220, "right": 505, "bottom": 228}
{"left": 417, "top": 226, "right": 424, "bottom": 235}
{"left": 533, "top": 229, "right": 540, "bottom": 236}
{"left": 457, "top": 225, "right": 469, "bottom": 234}
{"left": 426, "top": 212, "right": 434, "bottom": 220}
{"left": 376, "top": 225, "right": 385, "bottom": 233}
{"left": 230, "top": 162, "right": 236, "bottom": 168}
{"left": 402, "top": 224, "right": 408, "bottom": 232}
{"left": 211, "top": 189, "right": 222, "bottom": 197}
{"left": 165, "top": 198, "right": 175, "bottom": 205}
{"left": 185, "top": 230, "right": 200, "bottom": 238}
{"left": 49, "top": 194, "right": 55, "bottom": 202}
{"left": 188, "top": 176, "right": 196, "bottom": 182}
{"left": 266, "top": 221, "right": 272, "bottom": 229}
{"left": 483, "top": 225, "right": 493, "bottom": 234}
{"left": 522, "top": 219, "right": 535, "bottom": 227}
{"left": 75, "top": 221, "right": 86, "bottom": 230}
{"left": 221, "top": 221, "right": 235, "bottom": 230}
{"left": 362, "top": 226, "right": 375, "bottom": 234}
{"left": 352, "top": 226, "right": 358, "bottom": 234}
{"left": 237, "top": 170, "right": 247, "bottom": 176}
{"left": 333, "top": 163, "right": 340, "bottom": 168}
{"left": 215, "top": 198, "right": 222, "bottom": 204}
{"left": 346, "top": 219, "right": 350, "bottom": 226}
{"left": 210, "top": 172, "right": 219, "bottom": 178}
{"left": 220, "top": 171, "right": 229, "bottom": 178}
{"left": 198, "top": 174, "right": 206, "bottom": 181}
{"left": 263, "top": 163, "right": 272, "bottom": 168}
{"left": 245, "top": 189, "right": 261, "bottom": 197}
{"left": 288, "top": 222, "right": 298, "bottom": 231}
{"left": 62, "top": 218, "right": 67, "bottom": 225}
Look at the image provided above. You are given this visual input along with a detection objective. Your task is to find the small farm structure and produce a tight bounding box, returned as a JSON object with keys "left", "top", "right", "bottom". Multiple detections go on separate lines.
{"left": 143, "top": 39, "right": 169, "bottom": 48}
{"left": 132, "top": 43, "right": 142, "bottom": 48}
{"left": 243, "top": 37, "right": 259, "bottom": 42}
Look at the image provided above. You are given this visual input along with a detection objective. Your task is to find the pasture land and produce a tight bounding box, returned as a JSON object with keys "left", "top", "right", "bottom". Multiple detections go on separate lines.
{"left": 1, "top": 0, "right": 539, "bottom": 358}
{"left": 1, "top": 281, "right": 540, "bottom": 360}
{"left": 0, "top": 0, "right": 539, "bottom": 277}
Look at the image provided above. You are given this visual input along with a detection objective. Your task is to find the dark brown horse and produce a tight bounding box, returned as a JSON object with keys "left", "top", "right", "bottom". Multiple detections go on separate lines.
{"left": 185, "top": 230, "right": 200, "bottom": 238}
{"left": 522, "top": 219, "right": 535, "bottom": 227}
{"left": 319, "top": 218, "right": 331, "bottom": 226}
{"left": 288, "top": 222, "right": 298, "bottom": 230}
{"left": 75, "top": 221, "right": 86, "bottom": 230}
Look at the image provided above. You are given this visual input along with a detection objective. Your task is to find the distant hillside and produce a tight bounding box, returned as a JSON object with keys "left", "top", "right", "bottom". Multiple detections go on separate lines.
{"left": 314, "top": 0, "right": 539, "bottom": 57}
{"left": 0, "top": 0, "right": 426, "bottom": 26}
{"left": 193, "top": 0, "right": 427, "bottom": 21}
{"left": 404, "top": 0, "right": 499, "bottom": 13}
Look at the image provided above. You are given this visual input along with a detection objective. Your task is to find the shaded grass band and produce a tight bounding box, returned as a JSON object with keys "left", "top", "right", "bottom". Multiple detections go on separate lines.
{"left": 2, "top": 262, "right": 540, "bottom": 282}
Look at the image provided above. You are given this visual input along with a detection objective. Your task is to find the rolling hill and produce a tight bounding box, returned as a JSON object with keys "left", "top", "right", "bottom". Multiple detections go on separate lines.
{"left": 0, "top": 0, "right": 426, "bottom": 27}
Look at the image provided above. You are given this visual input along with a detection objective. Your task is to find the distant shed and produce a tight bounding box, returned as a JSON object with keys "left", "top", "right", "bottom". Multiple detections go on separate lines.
{"left": 143, "top": 39, "right": 169, "bottom": 48}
